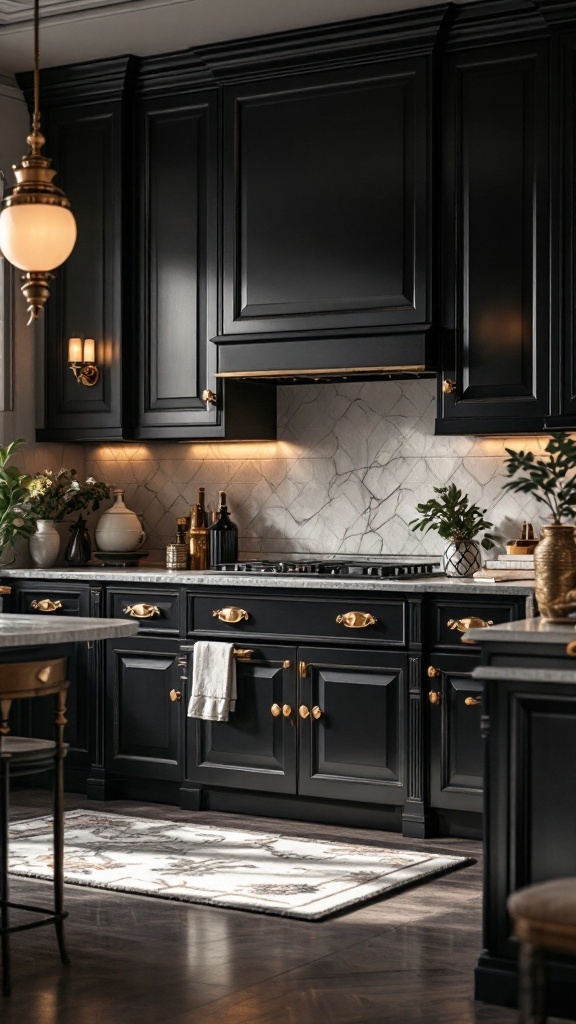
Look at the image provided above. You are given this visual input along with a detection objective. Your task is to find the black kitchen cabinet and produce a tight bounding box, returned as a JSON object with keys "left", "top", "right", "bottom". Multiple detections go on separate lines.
{"left": 426, "top": 652, "right": 483, "bottom": 816}
{"left": 437, "top": 39, "right": 552, "bottom": 435}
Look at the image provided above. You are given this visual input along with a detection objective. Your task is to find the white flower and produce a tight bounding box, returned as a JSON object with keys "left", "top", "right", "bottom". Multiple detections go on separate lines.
{"left": 69, "top": 480, "right": 80, "bottom": 490}
{"left": 86, "top": 477, "right": 96, "bottom": 484}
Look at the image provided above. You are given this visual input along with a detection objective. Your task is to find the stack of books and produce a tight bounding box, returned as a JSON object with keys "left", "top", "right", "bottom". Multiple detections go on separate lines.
{"left": 474, "top": 554, "right": 535, "bottom": 583}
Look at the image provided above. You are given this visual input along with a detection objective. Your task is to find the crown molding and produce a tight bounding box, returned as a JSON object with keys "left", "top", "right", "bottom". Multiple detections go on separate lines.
{"left": 16, "top": 55, "right": 139, "bottom": 105}
{"left": 443, "top": 0, "right": 548, "bottom": 47}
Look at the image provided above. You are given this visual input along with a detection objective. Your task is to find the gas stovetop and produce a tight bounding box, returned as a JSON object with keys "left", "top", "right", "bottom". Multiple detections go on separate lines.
{"left": 213, "top": 557, "right": 442, "bottom": 578}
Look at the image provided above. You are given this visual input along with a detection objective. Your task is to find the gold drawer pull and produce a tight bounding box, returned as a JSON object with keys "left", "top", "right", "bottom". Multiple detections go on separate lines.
{"left": 567, "top": 641, "right": 576, "bottom": 657}
{"left": 282, "top": 704, "right": 292, "bottom": 718}
{"left": 429, "top": 691, "right": 441, "bottom": 705}
{"left": 299, "top": 705, "right": 310, "bottom": 719}
{"left": 31, "top": 599, "right": 62, "bottom": 613}
{"left": 169, "top": 689, "right": 182, "bottom": 702}
{"left": 123, "top": 603, "right": 160, "bottom": 619}
{"left": 271, "top": 703, "right": 281, "bottom": 717}
{"left": 336, "top": 611, "right": 377, "bottom": 629}
{"left": 233, "top": 648, "right": 254, "bottom": 661}
{"left": 447, "top": 617, "right": 493, "bottom": 632}
{"left": 464, "top": 696, "right": 481, "bottom": 707}
{"left": 212, "top": 607, "right": 249, "bottom": 623}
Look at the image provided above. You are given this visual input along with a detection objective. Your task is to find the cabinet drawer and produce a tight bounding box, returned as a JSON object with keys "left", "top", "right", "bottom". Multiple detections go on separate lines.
{"left": 15, "top": 585, "right": 91, "bottom": 617}
{"left": 429, "top": 597, "right": 525, "bottom": 648}
{"left": 189, "top": 594, "right": 406, "bottom": 645}
{"left": 107, "top": 588, "right": 182, "bottom": 635}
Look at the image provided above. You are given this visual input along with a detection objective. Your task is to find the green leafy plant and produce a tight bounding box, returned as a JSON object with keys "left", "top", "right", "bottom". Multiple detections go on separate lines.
{"left": 0, "top": 439, "right": 36, "bottom": 556}
{"left": 409, "top": 483, "right": 497, "bottom": 549}
{"left": 27, "top": 468, "right": 110, "bottom": 522}
{"left": 501, "top": 432, "right": 576, "bottom": 524}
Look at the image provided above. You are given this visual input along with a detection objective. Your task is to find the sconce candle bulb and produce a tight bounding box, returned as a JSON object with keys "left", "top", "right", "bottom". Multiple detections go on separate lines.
{"left": 68, "top": 337, "right": 99, "bottom": 387}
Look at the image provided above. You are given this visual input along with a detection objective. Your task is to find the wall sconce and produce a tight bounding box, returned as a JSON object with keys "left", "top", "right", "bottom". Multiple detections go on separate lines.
{"left": 68, "top": 337, "right": 99, "bottom": 387}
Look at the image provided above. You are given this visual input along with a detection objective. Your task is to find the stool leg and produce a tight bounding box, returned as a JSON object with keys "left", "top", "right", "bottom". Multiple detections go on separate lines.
{"left": 0, "top": 759, "right": 11, "bottom": 996}
{"left": 518, "top": 943, "right": 547, "bottom": 1024}
{"left": 533, "top": 948, "right": 547, "bottom": 1024}
{"left": 53, "top": 689, "right": 69, "bottom": 966}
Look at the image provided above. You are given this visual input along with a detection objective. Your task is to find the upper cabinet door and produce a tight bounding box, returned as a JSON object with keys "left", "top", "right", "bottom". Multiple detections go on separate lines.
{"left": 437, "top": 42, "right": 551, "bottom": 435}
{"left": 135, "top": 90, "right": 219, "bottom": 436}
{"left": 221, "top": 58, "right": 429, "bottom": 340}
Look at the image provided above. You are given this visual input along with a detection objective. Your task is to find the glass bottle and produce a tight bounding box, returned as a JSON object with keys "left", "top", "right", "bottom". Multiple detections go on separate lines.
{"left": 208, "top": 491, "right": 238, "bottom": 566}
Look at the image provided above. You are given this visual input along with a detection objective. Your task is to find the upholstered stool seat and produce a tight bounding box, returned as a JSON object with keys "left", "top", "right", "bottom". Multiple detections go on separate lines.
{"left": 507, "top": 878, "right": 576, "bottom": 1023}
{"left": 0, "top": 656, "right": 70, "bottom": 996}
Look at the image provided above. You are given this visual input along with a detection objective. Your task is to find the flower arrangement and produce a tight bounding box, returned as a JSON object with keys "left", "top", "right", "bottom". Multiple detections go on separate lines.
{"left": 27, "top": 468, "right": 110, "bottom": 522}
{"left": 0, "top": 439, "right": 36, "bottom": 558}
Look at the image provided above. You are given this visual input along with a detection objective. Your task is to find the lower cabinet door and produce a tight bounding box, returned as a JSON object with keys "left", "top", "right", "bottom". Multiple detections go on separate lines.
{"left": 427, "top": 652, "right": 483, "bottom": 813}
{"left": 186, "top": 644, "right": 297, "bottom": 793}
{"left": 297, "top": 647, "right": 407, "bottom": 805}
{"left": 106, "top": 635, "right": 183, "bottom": 781}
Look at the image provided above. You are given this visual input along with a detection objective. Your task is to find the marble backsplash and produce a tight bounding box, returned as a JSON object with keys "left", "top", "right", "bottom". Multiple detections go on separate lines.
{"left": 76, "top": 378, "right": 549, "bottom": 565}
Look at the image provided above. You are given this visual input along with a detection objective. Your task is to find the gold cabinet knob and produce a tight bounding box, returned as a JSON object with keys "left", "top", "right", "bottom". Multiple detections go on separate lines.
{"left": 464, "top": 696, "right": 481, "bottom": 707}
{"left": 429, "top": 691, "right": 441, "bottom": 705}
{"left": 567, "top": 640, "right": 576, "bottom": 657}
{"left": 427, "top": 665, "right": 440, "bottom": 678}
{"left": 442, "top": 378, "right": 456, "bottom": 394}
{"left": 299, "top": 705, "right": 310, "bottom": 719}
{"left": 282, "top": 704, "right": 292, "bottom": 717}
{"left": 336, "top": 611, "right": 377, "bottom": 629}
{"left": 299, "top": 661, "right": 308, "bottom": 678}
{"left": 123, "top": 603, "right": 160, "bottom": 619}
{"left": 169, "top": 689, "right": 182, "bottom": 702}
{"left": 283, "top": 660, "right": 291, "bottom": 670}
{"left": 447, "top": 617, "right": 493, "bottom": 632}
{"left": 202, "top": 388, "right": 218, "bottom": 407}
{"left": 311, "top": 706, "right": 322, "bottom": 720}
{"left": 271, "top": 703, "right": 281, "bottom": 717}
{"left": 232, "top": 648, "right": 254, "bottom": 661}
{"left": 212, "top": 607, "right": 249, "bottom": 623}
{"left": 31, "top": 598, "right": 63, "bottom": 613}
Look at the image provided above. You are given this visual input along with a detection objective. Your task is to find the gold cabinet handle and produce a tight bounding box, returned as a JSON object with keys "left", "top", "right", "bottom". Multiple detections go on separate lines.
{"left": 212, "top": 607, "right": 249, "bottom": 623}
{"left": 427, "top": 665, "right": 440, "bottom": 678}
{"left": 299, "top": 661, "right": 307, "bottom": 678}
{"left": 282, "top": 704, "right": 292, "bottom": 717}
{"left": 447, "top": 617, "right": 493, "bottom": 632}
{"left": 311, "top": 706, "right": 322, "bottom": 720}
{"left": 123, "top": 603, "right": 160, "bottom": 619}
{"left": 429, "top": 691, "right": 441, "bottom": 705}
{"left": 271, "top": 703, "right": 281, "bottom": 717}
{"left": 464, "top": 696, "right": 481, "bottom": 707}
{"left": 442, "top": 378, "right": 456, "bottom": 394}
{"left": 336, "top": 611, "right": 377, "bottom": 629}
{"left": 567, "top": 641, "right": 576, "bottom": 657}
{"left": 169, "top": 689, "right": 182, "bottom": 702}
{"left": 233, "top": 648, "right": 254, "bottom": 661}
{"left": 299, "top": 705, "right": 310, "bottom": 719}
{"left": 31, "top": 599, "right": 63, "bottom": 613}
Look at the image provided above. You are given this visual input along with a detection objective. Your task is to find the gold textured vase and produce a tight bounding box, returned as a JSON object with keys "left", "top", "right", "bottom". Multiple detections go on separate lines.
{"left": 534, "top": 524, "right": 576, "bottom": 619}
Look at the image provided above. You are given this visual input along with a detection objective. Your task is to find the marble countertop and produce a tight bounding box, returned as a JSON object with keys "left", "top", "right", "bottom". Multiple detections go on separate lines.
{"left": 0, "top": 566, "right": 535, "bottom": 596}
{"left": 467, "top": 617, "right": 576, "bottom": 644}
{"left": 0, "top": 614, "right": 139, "bottom": 648}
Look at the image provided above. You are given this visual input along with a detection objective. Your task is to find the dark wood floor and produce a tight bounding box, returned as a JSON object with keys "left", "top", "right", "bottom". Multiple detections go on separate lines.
{"left": 2, "top": 791, "right": 545, "bottom": 1023}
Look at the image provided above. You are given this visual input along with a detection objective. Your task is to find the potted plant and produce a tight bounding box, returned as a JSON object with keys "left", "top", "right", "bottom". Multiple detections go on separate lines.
{"left": 409, "top": 483, "right": 497, "bottom": 578}
{"left": 27, "top": 469, "right": 110, "bottom": 567}
{"left": 0, "top": 439, "right": 36, "bottom": 566}
{"left": 501, "top": 432, "right": 576, "bottom": 616}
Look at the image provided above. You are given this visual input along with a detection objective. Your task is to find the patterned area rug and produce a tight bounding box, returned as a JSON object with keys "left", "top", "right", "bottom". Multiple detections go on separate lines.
{"left": 9, "top": 810, "right": 473, "bottom": 920}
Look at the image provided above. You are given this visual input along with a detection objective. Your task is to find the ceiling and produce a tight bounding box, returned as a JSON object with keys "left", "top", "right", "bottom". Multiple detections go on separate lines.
{"left": 0, "top": 0, "right": 479, "bottom": 75}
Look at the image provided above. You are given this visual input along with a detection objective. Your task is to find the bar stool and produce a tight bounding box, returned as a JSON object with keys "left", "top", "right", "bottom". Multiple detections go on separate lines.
{"left": 0, "top": 656, "right": 69, "bottom": 996}
{"left": 507, "top": 878, "right": 576, "bottom": 1023}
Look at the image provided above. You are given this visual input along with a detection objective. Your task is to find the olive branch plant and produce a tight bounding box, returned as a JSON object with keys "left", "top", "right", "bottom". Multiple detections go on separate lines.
{"left": 501, "top": 433, "right": 576, "bottom": 524}
{"left": 409, "top": 483, "right": 497, "bottom": 549}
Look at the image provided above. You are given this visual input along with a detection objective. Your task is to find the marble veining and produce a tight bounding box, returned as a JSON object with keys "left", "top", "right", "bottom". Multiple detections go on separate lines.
{"left": 0, "top": 614, "right": 138, "bottom": 647}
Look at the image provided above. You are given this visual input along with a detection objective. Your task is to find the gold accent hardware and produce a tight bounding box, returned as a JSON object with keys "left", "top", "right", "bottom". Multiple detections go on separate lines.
{"left": 428, "top": 691, "right": 441, "bottom": 705}
{"left": 233, "top": 648, "right": 254, "bottom": 661}
{"left": 31, "top": 598, "right": 62, "bottom": 613}
{"left": 202, "top": 388, "right": 217, "bottom": 408}
{"left": 447, "top": 617, "right": 493, "bottom": 632}
{"left": 0, "top": 587, "right": 11, "bottom": 595}
{"left": 299, "top": 705, "right": 310, "bottom": 719}
{"left": 311, "top": 706, "right": 322, "bottom": 720}
{"left": 283, "top": 660, "right": 291, "bottom": 670}
{"left": 427, "top": 666, "right": 440, "bottom": 678}
{"left": 336, "top": 611, "right": 377, "bottom": 629}
{"left": 282, "top": 704, "right": 292, "bottom": 717}
{"left": 567, "top": 640, "right": 576, "bottom": 657}
{"left": 299, "top": 661, "right": 307, "bottom": 678}
{"left": 215, "top": 364, "right": 426, "bottom": 379}
{"left": 69, "top": 338, "right": 99, "bottom": 387}
{"left": 442, "top": 378, "right": 456, "bottom": 394}
{"left": 123, "top": 603, "right": 160, "bottom": 619}
{"left": 169, "top": 689, "right": 182, "bottom": 702}
{"left": 271, "top": 703, "right": 281, "bottom": 717}
{"left": 212, "top": 607, "right": 249, "bottom": 623}
{"left": 464, "top": 696, "right": 481, "bottom": 706}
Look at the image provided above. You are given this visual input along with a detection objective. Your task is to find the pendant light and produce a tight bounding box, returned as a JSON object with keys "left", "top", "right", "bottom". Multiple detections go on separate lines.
{"left": 0, "top": 0, "right": 77, "bottom": 325}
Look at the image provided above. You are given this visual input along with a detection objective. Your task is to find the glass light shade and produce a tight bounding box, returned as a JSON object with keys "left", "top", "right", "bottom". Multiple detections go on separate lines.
{"left": 83, "top": 338, "right": 95, "bottom": 363}
{"left": 68, "top": 337, "right": 82, "bottom": 362}
{"left": 0, "top": 203, "right": 77, "bottom": 271}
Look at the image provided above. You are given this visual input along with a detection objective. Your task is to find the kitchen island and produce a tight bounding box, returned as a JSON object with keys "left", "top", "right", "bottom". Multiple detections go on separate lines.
{"left": 467, "top": 618, "right": 576, "bottom": 1018}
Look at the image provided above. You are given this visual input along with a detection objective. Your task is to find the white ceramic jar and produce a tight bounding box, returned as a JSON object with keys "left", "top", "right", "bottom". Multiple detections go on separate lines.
{"left": 95, "top": 490, "right": 146, "bottom": 552}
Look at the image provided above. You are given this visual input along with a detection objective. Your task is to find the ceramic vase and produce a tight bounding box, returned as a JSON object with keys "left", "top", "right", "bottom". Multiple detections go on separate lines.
{"left": 29, "top": 519, "right": 60, "bottom": 568}
{"left": 534, "top": 524, "right": 576, "bottom": 619}
{"left": 95, "top": 489, "right": 146, "bottom": 553}
{"left": 65, "top": 515, "right": 92, "bottom": 566}
{"left": 443, "top": 539, "right": 481, "bottom": 578}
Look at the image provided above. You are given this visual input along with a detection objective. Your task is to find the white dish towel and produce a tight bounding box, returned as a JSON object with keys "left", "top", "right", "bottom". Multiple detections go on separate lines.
{"left": 187, "top": 640, "right": 237, "bottom": 722}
